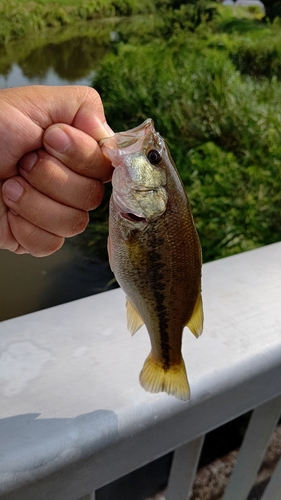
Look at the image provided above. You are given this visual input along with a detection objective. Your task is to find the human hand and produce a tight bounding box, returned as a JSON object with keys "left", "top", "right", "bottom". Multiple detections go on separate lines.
{"left": 0, "top": 85, "right": 113, "bottom": 256}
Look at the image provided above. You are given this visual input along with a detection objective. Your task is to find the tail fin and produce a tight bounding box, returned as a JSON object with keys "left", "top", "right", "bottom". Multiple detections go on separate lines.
{"left": 139, "top": 353, "right": 190, "bottom": 401}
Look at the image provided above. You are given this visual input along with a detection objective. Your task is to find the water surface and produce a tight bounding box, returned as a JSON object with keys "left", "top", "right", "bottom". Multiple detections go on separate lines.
{"left": 0, "top": 23, "right": 116, "bottom": 321}
{"left": 0, "top": 24, "right": 111, "bottom": 88}
{"left": 0, "top": 62, "right": 92, "bottom": 87}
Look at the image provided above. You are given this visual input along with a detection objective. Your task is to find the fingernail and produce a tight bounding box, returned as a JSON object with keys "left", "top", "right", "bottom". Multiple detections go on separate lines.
{"left": 103, "top": 122, "right": 115, "bottom": 137}
{"left": 93, "top": 121, "right": 115, "bottom": 141}
{"left": 19, "top": 151, "right": 38, "bottom": 172}
{"left": 3, "top": 180, "right": 24, "bottom": 201}
{"left": 44, "top": 126, "right": 70, "bottom": 152}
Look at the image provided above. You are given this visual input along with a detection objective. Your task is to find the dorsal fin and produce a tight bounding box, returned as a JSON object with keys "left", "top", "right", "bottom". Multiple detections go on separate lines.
{"left": 126, "top": 297, "right": 144, "bottom": 335}
{"left": 186, "top": 292, "right": 203, "bottom": 338}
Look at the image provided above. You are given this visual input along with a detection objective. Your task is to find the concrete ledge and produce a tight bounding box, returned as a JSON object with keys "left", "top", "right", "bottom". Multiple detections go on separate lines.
{"left": 1, "top": 243, "right": 281, "bottom": 499}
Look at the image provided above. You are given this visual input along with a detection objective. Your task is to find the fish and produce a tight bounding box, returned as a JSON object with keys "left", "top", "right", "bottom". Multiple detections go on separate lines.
{"left": 99, "top": 119, "right": 203, "bottom": 401}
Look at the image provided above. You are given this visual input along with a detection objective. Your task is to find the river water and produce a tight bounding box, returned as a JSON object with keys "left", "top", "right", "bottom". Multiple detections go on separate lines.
{"left": 0, "top": 24, "right": 116, "bottom": 322}
{"left": 0, "top": 62, "right": 91, "bottom": 87}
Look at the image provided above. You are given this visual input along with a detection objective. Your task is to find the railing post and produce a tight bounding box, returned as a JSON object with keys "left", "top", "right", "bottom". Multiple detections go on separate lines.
{"left": 261, "top": 456, "right": 281, "bottom": 500}
{"left": 222, "top": 395, "right": 281, "bottom": 500}
{"left": 165, "top": 436, "right": 204, "bottom": 500}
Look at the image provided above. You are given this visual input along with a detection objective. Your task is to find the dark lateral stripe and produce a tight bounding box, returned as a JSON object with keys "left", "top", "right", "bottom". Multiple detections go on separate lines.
{"left": 151, "top": 257, "right": 171, "bottom": 370}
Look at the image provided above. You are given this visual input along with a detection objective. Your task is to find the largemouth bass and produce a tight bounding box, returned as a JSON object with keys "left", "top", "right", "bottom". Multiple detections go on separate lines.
{"left": 100, "top": 119, "right": 203, "bottom": 400}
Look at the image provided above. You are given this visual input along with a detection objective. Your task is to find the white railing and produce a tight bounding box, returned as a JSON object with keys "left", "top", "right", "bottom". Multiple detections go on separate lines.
{"left": 0, "top": 242, "right": 281, "bottom": 500}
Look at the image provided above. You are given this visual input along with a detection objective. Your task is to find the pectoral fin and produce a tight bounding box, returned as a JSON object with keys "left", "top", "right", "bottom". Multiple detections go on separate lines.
{"left": 186, "top": 292, "right": 203, "bottom": 338}
{"left": 126, "top": 297, "right": 144, "bottom": 335}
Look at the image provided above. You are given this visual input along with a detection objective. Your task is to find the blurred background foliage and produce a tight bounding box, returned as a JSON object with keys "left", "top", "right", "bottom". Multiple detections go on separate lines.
{"left": 3, "top": 0, "right": 281, "bottom": 264}
{"left": 81, "top": 0, "right": 281, "bottom": 263}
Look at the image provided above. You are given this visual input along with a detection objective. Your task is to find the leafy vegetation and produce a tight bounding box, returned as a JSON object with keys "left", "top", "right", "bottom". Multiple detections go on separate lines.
{"left": 89, "top": 1, "right": 281, "bottom": 262}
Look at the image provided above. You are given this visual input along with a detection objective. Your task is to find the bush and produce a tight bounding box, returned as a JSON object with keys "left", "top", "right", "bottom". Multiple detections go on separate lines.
{"left": 160, "top": 1, "right": 217, "bottom": 35}
{"left": 230, "top": 38, "right": 281, "bottom": 79}
{"left": 186, "top": 141, "right": 281, "bottom": 260}
{"left": 94, "top": 40, "right": 281, "bottom": 261}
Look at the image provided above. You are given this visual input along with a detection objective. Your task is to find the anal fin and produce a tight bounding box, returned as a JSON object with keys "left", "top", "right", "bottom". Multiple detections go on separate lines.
{"left": 186, "top": 292, "right": 204, "bottom": 338}
{"left": 126, "top": 297, "right": 144, "bottom": 335}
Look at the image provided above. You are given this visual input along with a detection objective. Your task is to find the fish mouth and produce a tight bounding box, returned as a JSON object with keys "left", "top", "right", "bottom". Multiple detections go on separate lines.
{"left": 121, "top": 212, "right": 147, "bottom": 223}
{"left": 99, "top": 119, "right": 161, "bottom": 160}
{"left": 100, "top": 119, "right": 155, "bottom": 148}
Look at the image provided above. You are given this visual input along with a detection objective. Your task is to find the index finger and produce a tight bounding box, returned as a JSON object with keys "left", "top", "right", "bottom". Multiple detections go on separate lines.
{"left": 0, "top": 85, "right": 113, "bottom": 149}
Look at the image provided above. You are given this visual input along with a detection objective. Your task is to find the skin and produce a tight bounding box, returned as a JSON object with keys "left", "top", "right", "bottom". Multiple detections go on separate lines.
{"left": 0, "top": 85, "right": 114, "bottom": 257}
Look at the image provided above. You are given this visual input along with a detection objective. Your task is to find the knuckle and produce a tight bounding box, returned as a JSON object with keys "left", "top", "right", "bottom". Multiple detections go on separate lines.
{"left": 86, "top": 86, "right": 102, "bottom": 105}
{"left": 29, "top": 237, "right": 64, "bottom": 257}
{"left": 9, "top": 214, "right": 65, "bottom": 257}
{"left": 83, "top": 181, "right": 104, "bottom": 210}
{"left": 77, "top": 85, "right": 102, "bottom": 111}
{"left": 70, "top": 210, "right": 89, "bottom": 236}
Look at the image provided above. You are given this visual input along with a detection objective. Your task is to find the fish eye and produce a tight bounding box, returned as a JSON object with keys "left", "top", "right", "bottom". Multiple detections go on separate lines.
{"left": 147, "top": 149, "right": 162, "bottom": 165}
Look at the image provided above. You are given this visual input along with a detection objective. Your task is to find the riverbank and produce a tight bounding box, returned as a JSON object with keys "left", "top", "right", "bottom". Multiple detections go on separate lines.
{"left": 0, "top": 0, "right": 155, "bottom": 45}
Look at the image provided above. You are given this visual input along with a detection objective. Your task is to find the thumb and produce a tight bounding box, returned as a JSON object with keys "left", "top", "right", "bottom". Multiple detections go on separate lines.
{"left": 43, "top": 123, "right": 113, "bottom": 182}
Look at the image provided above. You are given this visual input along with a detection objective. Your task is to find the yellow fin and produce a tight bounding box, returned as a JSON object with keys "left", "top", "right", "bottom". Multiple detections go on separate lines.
{"left": 126, "top": 297, "right": 144, "bottom": 335}
{"left": 139, "top": 353, "right": 190, "bottom": 401}
{"left": 186, "top": 292, "right": 203, "bottom": 338}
